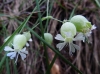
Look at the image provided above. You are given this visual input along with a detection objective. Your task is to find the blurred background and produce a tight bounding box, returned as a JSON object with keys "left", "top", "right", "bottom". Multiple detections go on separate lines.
{"left": 0, "top": 0, "right": 100, "bottom": 74}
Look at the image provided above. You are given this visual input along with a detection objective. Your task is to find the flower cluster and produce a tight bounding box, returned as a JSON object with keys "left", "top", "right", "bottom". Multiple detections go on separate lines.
{"left": 70, "top": 15, "right": 96, "bottom": 42}
{"left": 4, "top": 32, "right": 32, "bottom": 63}
{"left": 55, "top": 15, "right": 96, "bottom": 55}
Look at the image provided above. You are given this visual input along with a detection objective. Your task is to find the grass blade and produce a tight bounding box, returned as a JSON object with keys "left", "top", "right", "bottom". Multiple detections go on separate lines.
{"left": 0, "top": 54, "right": 6, "bottom": 69}
{"left": 6, "top": 57, "right": 10, "bottom": 74}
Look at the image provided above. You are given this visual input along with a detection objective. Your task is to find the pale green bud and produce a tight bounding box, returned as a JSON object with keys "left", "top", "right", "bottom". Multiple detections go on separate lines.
{"left": 23, "top": 31, "right": 31, "bottom": 41}
{"left": 60, "top": 22, "right": 76, "bottom": 38}
{"left": 44, "top": 33, "right": 53, "bottom": 45}
{"left": 70, "top": 15, "right": 92, "bottom": 33}
{"left": 13, "top": 34, "right": 27, "bottom": 49}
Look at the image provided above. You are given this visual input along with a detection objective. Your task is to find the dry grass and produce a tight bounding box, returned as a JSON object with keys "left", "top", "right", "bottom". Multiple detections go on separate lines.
{"left": 0, "top": 0, "right": 100, "bottom": 74}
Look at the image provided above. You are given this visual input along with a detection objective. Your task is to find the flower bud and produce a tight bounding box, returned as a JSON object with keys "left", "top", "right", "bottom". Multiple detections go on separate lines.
{"left": 60, "top": 22, "right": 76, "bottom": 38}
{"left": 70, "top": 15, "right": 92, "bottom": 33}
{"left": 23, "top": 31, "right": 31, "bottom": 41}
{"left": 44, "top": 33, "right": 53, "bottom": 45}
{"left": 13, "top": 34, "right": 27, "bottom": 49}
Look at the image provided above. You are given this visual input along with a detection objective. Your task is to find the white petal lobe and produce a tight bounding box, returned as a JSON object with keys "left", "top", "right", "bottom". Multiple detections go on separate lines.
{"left": 4, "top": 46, "right": 14, "bottom": 51}
{"left": 21, "top": 48, "right": 28, "bottom": 54}
{"left": 19, "top": 52, "right": 26, "bottom": 61}
{"left": 7, "top": 52, "right": 16, "bottom": 57}
{"left": 72, "top": 43, "right": 80, "bottom": 50}
{"left": 74, "top": 33, "right": 85, "bottom": 41}
{"left": 26, "top": 43, "right": 29, "bottom": 47}
{"left": 29, "top": 38, "right": 32, "bottom": 42}
{"left": 10, "top": 52, "right": 17, "bottom": 59}
{"left": 55, "top": 34, "right": 64, "bottom": 41}
{"left": 69, "top": 43, "right": 75, "bottom": 53}
{"left": 91, "top": 25, "right": 96, "bottom": 30}
{"left": 56, "top": 42, "right": 66, "bottom": 51}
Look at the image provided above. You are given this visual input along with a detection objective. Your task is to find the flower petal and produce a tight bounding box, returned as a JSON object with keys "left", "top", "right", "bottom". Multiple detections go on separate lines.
{"left": 56, "top": 42, "right": 66, "bottom": 51}
{"left": 26, "top": 43, "right": 29, "bottom": 47}
{"left": 85, "top": 32, "right": 91, "bottom": 37}
{"left": 55, "top": 34, "right": 65, "bottom": 41}
{"left": 7, "top": 52, "right": 16, "bottom": 57}
{"left": 72, "top": 43, "right": 80, "bottom": 50}
{"left": 91, "top": 25, "right": 96, "bottom": 30}
{"left": 29, "top": 38, "right": 32, "bottom": 42}
{"left": 10, "top": 52, "right": 17, "bottom": 59}
{"left": 19, "top": 52, "right": 26, "bottom": 61}
{"left": 69, "top": 43, "right": 75, "bottom": 53}
{"left": 74, "top": 33, "right": 85, "bottom": 41}
{"left": 4, "top": 46, "right": 14, "bottom": 51}
{"left": 20, "top": 47, "right": 28, "bottom": 54}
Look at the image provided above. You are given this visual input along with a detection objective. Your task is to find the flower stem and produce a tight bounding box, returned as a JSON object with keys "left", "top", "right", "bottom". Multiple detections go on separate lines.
{"left": 35, "top": 0, "right": 49, "bottom": 73}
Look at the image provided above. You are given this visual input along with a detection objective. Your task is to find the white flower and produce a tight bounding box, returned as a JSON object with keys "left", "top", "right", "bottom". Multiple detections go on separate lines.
{"left": 4, "top": 34, "right": 29, "bottom": 63}
{"left": 4, "top": 46, "right": 28, "bottom": 63}
{"left": 82, "top": 25, "right": 96, "bottom": 42}
{"left": 55, "top": 32, "right": 84, "bottom": 55}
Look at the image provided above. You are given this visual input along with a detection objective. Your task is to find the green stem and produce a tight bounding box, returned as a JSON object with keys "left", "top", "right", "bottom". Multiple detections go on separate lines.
{"left": 35, "top": 0, "right": 44, "bottom": 36}
{"left": 13, "top": 60, "right": 18, "bottom": 74}
{"left": 46, "top": 54, "right": 57, "bottom": 74}
{"left": 51, "top": 17, "right": 63, "bottom": 23}
{"left": 47, "top": 0, "right": 49, "bottom": 16}
{"left": 35, "top": 0, "right": 49, "bottom": 73}
{"left": 6, "top": 57, "right": 10, "bottom": 74}
{"left": 0, "top": 54, "right": 6, "bottom": 69}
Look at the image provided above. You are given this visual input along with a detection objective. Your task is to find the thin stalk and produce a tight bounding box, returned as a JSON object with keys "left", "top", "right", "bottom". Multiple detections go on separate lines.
{"left": 13, "top": 61, "right": 18, "bottom": 74}
{"left": 46, "top": 54, "right": 57, "bottom": 74}
{"left": 6, "top": 57, "right": 10, "bottom": 74}
{"left": 44, "top": 0, "right": 53, "bottom": 32}
{"left": 51, "top": 17, "right": 63, "bottom": 23}
{"left": 35, "top": 0, "right": 49, "bottom": 73}
{"left": 45, "top": 0, "right": 49, "bottom": 32}
{"left": 95, "top": 0, "right": 100, "bottom": 8}
{"left": 27, "top": 27, "right": 83, "bottom": 74}
{"left": 69, "top": 5, "right": 78, "bottom": 20}
{"left": 19, "top": 9, "right": 36, "bottom": 33}
{"left": 35, "top": 0, "right": 44, "bottom": 36}
{"left": 47, "top": 0, "right": 54, "bottom": 32}
{"left": 47, "top": 0, "right": 49, "bottom": 16}
{"left": 0, "top": 54, "right": 6, "bottom": 69}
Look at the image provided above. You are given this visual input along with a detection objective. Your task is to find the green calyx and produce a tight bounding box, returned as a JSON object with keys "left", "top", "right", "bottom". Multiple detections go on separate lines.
{"left": 60, "top": 22, "right": 76, "bottom": 38}
{"left": 23, "top": 31, "right": 31, "bottom": 41}
{"left": 70, "top": 15, "right": 92, "bottom": 33}
{"left": 44, "top": 33, "right": 53, "bottom": 45}
{"left": 65, "top": 37, "right": 73, "bottom": 43}
{"left": 13, "top": 34, "right": 27, "bottom": 50}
